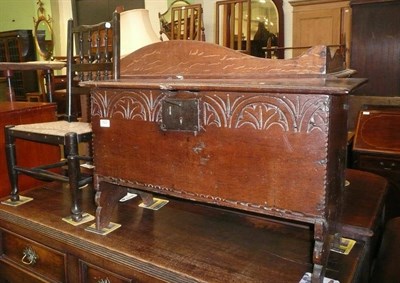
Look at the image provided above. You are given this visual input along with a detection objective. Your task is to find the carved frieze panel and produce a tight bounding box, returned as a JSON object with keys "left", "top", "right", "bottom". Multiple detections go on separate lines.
{"left": 92, "top": 88, "right": 330, "bottom": 134}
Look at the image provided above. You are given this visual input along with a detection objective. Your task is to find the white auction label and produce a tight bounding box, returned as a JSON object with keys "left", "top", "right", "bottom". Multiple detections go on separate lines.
{"left": 100, "top": 119, "right": 110, "bottom": 127}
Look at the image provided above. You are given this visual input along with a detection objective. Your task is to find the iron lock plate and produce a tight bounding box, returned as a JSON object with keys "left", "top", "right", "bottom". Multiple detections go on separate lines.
{"left": 160, "top": 98, "right": 200, "bottom": 132}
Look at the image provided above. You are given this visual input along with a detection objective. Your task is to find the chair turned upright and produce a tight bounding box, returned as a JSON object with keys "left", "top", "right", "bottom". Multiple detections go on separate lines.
{"left": 4, "top": 12, "right": 120, "bottom": 223}
{"left": 159, "top": 0, "right": 205, "bottom": 41}
{"left": 170, "top": 3, "right": 204, "bottom": 41}
{"left": 215, "top": 0, "right": 251, "bottom": 54}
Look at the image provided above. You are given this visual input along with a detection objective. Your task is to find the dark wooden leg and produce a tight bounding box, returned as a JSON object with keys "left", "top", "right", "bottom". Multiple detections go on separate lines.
{"left": 312, "top": 219, "right": 329, "bottom": 283}
{"left": 65, "top": 132, "right": 82, "bottom": 222}
{"left": 94, "top": 178, "right": 127, "bottom": 231}
{"left": 43, "top": 69, "right": 54, "bottom": 102}
{"left": 133, "top": 190, "right": 155, "bottom": 207}
{"left": 4, "top": 70, "right": 15, "bottom": 101}
{"left": 4, "top": 126, "right": 19, "bottom": 201}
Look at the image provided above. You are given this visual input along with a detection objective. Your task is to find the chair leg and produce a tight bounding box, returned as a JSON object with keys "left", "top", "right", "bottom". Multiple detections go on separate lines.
{"left": 4, "top": 125, "right": 19, "bottom": 201}
{"left": 65, "top": 132, "right": 82, "bottom": 222}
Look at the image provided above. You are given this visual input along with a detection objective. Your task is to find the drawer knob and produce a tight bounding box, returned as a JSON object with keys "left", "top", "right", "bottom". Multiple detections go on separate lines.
{"left": 21, "top": 246, "right": 39, "bottom": 265}
{"left": 97, "top": 278, "right": 111, "bottom": 283}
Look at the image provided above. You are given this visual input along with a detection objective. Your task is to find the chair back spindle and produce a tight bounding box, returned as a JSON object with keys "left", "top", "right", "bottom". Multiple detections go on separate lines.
{"left": 171, "top": 4, "right": 204, "bottom": 41}
{"left": 66, "top": 13, "right": 120, "bottom": 122}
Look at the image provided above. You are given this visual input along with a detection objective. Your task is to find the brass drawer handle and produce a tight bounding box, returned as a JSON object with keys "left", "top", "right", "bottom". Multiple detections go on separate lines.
{"left": 97, "top": 278, "right": 111, "bottom": 283}
{"left": 21, "top": 246, "right": 39, "bottom": 265}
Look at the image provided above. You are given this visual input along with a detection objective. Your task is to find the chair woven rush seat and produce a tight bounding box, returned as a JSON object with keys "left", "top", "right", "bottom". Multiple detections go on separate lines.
{"left": 5, "top": 121, "right": 92, "bottom": 190}
{"left": 9, "top": 120, "right": 92, "bottom": 139}
{"left": 6, "top": 121, "right": 92, "bottom": 186}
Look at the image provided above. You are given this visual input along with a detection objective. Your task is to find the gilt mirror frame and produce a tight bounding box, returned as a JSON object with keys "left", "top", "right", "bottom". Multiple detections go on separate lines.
{"left": 215, "top": 0, "right": 284, "bottom": 58}
{"left": 33, "top": 0, "right": 54, "bottom": 60}
{"left": 158, "top": 0, "right": 191, "bottom": 40}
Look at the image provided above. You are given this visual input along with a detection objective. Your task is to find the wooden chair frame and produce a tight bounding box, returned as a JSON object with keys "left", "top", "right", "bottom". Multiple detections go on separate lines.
{"left": 170, "top": 3, "right": 204, "bottom": 41}
{"left": 4, "top": 12, "right": 120, "bottom": 223}
{"left": 215, "top": 0, "right": 251, "bottom": 54}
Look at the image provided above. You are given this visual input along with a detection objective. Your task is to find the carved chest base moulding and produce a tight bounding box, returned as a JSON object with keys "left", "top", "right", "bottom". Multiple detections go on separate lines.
{"left": 82, "top": 41, "right": 366, "bottom": 282}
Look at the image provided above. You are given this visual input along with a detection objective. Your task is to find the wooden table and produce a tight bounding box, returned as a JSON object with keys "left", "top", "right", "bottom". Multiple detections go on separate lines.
{"left": 352, "top": 107, "right": 400, "bottom": 219}
{"left": 0, "top": 102, "right": 59, "bottom": 198}
{"left": 341, "top": 168, "right": 388, "bottom": 282}
{"left": 0, "top": 61, "right": 65, "bottom": 102}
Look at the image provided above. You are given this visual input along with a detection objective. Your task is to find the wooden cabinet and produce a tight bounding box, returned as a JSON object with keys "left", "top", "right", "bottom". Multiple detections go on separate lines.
{"left": 0, "top": 102, "right": 60, "bottom": 198}
{"left": 71, "top": 0, "right": 144, "bottom": 26}
{"left": 341, "top": 169, "right": 388, "bottom": 281}
{"left": 352, "top": 107, "right": 400, "bottom": 218}
{"left": 0, "top": 30, "right": 38, "bottom": 101}
{"left": 0, "top": 183, "right": 368, "bottom": 283}
{"left": 291, "top": 0, "right": 351, "bottom": 62}
{"left": 349, "top": 0, "right": 400, "bottom": 96}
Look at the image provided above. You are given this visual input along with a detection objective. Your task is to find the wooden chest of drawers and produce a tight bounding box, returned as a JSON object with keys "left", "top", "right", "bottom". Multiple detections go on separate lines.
{"left": 1, "top": 230, "right": 66, "bottom": 282}
{"left": 0, "top": 183, "right": 368, "bottom": 283}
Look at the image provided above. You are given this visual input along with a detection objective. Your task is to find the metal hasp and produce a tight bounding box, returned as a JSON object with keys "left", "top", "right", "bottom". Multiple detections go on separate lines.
{"left": 160, "top": 98, "right": 200, "bottom": 132}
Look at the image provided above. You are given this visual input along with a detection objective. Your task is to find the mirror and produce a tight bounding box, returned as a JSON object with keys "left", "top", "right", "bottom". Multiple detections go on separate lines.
{"left": 158, "top": 0, "right": 191, "bottom": 40}
{"left": 250, "top": 0, "right": 280, "bottom": 57}
{"left": 33, "top": 0, "right": 54, "bottom": 60}
{"left": 215, "top": 0, "right": 284, "bottom": 58}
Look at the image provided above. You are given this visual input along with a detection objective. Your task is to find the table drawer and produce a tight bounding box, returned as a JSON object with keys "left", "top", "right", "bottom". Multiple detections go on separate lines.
{"left": 0, "top": 229, "right": 66, "bottom": 282}
{"left": 80, "top": 260, "right": 133, "bottom": 283}
{"left": 79, "top": 260, "right": 165, "bottom": 283}
{"left": 357, "top": 155, "right": 400, "bottom": 175}
{"left": 0, "top": 259, "right": 49, "bottom": 283}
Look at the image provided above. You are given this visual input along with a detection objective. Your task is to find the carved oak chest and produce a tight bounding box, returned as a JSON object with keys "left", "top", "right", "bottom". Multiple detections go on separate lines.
{"left": 84, "top": 41, "right": 366, "bottom": 282}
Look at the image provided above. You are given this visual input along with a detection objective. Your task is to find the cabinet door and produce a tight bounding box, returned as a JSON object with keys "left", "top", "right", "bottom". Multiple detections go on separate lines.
{"left": 71, "top": 0, "right": 145, "bottom": 26}
{"left": 291, "top": 0, "right": 351, "bottom": 58}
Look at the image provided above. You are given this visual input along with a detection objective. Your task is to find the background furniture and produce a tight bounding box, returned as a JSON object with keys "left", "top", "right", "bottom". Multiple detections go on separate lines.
{"left": 0, "top": 77, "right": 7, "bottom": 101}
{"left": 349, "top": 0, "right": 400, "bottom": 97}
{"left": 71, "top": 0, "right": 144, "bottom": 26}
{"left": 0, "top": 30, "right": 38, "bottom": 101}
{"left": 25, "top": 0, "right": 57, "bottom": 103}
{"left": 215, "top": 0, "right": 252, "bottom": 54}
{"left": 0, "top": 61, "right": 65, "bottom": 102}
{"left": 370, "top": 217, "right": 400, "bottom": 282}
{"left": 3, "top": 13, "right": 120, "bottom": 223}
{"left": 33, "top": 0, "right": 54, "bottom": 61}
{"left": 0, "top": 102, "right": 59, "bottom": 198}
{"left": 290, "top": 0, "right": 351, "bottom": 64}
{"left": 159, "top": 0, "right": 205, "bottom": 41}
{"left": 352, "top": 107, "right": 400, "bottom": 219}
{"left": 341, "top": 169, "right": 388, "bottom": 282}
{"left": 170, "top": 3, "right": 204, "bottom": 41}
{"left": 0, "top": 182, "right": 367, "bottom": 282}
{"left": 347, "top": 95, "right": 400, "bottom": 131}
{"left": 215, "top": 0, "right": 284, "bottom": 58}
